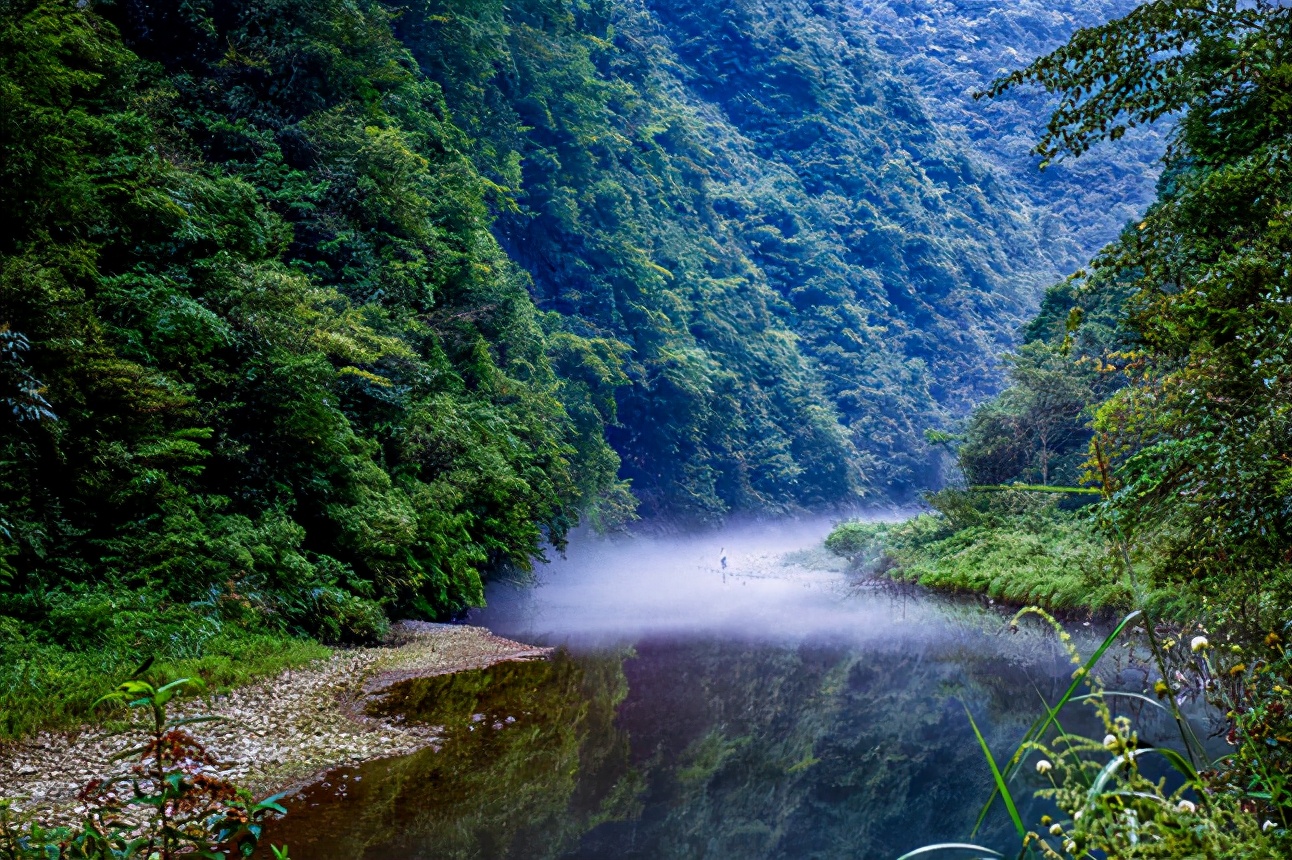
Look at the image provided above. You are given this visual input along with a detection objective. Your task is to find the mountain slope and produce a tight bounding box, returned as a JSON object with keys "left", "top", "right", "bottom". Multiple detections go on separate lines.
{"left": 398, "top": 0, "right": 1084, "bottom": 505}
{"left": 853, "top": 0, "right": 1167, "bottom": 268}
{"left": 0, "top": 0, "right": 1163, "bottom": 659}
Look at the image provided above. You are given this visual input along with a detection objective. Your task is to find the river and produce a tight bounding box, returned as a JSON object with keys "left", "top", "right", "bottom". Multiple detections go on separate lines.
{"left": 261, "top": 515, "right": 1206, "bottom": 859}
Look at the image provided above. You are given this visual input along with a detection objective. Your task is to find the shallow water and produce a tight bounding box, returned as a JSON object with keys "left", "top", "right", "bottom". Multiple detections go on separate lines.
{"left": 263, "top": 516, "right": 1208, "bottom": 860}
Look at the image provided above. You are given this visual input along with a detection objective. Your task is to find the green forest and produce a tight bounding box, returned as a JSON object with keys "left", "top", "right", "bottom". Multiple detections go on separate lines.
{"left": 826, "top": 1, "right": 1292, "bottom": 854}
{"left": 8, "top": 0, "right": 1292, "bottom": 853}
{"left": 855, "top": 0, "right": 1168, "bottom": 271}
{"left": 0, "top": 0, "right": 1113, "bottom": 733}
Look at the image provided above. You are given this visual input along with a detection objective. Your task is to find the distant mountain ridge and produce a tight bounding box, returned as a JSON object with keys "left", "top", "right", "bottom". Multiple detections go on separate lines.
{"left": 852, "top": 0, "right": 1167, "bottom": 268}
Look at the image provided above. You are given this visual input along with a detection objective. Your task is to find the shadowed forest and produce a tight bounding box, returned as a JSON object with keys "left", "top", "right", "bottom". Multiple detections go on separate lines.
{"left": 0, "top": 0, "right": 1158, "bottom": 680}
{"left": 6, "top": 0, "right": 1292, "bottom": 857}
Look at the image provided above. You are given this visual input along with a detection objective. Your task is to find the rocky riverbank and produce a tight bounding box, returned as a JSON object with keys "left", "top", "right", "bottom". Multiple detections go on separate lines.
{"left": 0, "top": 623, "right": 549, "bottom": 825}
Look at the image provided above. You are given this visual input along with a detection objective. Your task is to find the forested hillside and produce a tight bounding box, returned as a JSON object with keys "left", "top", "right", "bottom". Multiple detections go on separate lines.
{"left": 403, "top": 0, "right": 1078, "bottom": 509}
{"left": 829, "top": 3, "right": 1292, "bottom": 851}
{"left": 0, "top": 0, "right": 1156, "bottom": 724}
{"left": 855, "top": 0, "right": 1168, "bottom": 269}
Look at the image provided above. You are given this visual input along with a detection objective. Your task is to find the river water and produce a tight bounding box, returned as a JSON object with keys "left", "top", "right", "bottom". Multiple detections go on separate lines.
{"left": 262, "top": 516, "right": 1205, "bottom": 860}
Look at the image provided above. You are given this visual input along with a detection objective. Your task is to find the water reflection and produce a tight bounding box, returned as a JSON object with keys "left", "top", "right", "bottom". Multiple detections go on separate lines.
{"left": 263, "top": 654, "right": 637, "bottom": 860}
{"left": 262, "top": 521, "right": 1206, "bottom": 859}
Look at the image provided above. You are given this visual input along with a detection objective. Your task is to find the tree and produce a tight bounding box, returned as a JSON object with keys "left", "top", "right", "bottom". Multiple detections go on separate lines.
{"left": 991, "top": 0, "right": 1292, "bottom": 609}
{"left": 958, "top": 342, "right": 1094, "bottom": 487}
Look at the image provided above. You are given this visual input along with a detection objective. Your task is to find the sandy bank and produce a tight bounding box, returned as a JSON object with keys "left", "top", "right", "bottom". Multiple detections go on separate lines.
{"left": 0, "top": 622, "right": 549, "bottom": 824}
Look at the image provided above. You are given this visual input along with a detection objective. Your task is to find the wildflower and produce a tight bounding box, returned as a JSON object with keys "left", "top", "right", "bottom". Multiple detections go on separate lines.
{"left": 1267, "top": 632, "right": 1282, "bottom": 647}
{"left": 1191, "top": 636, "right": 1210, "bottom": 652}
{"left": 1049, "top": 823, "right": 1063, "bottom": 836}
{"left": 1232, "top": 644, "right": 1244, "bottom": 654}
{"left": 1063, "top": 839, "right": 1077, "bottom": 854}
{"left": 1230, "top": 663, "right": 1247, "bottom": 676}
{"left": 1040, "top": 815, "right": 1052, "bottom": 826}
{"left": 1036, "top": 759, "right": 1052, "bottom": 774}
{"left": 1103, "top": 733, "right": 1119, "bottom": 750}
{"left": 1177, "top": 799, "right": 1196, "bottom": 814}
{"left": 1154, "top": 679, "right": 1170, "bottom": 698}
{"left": 1264, "top": 820, "right": 1277, "bottom": 832}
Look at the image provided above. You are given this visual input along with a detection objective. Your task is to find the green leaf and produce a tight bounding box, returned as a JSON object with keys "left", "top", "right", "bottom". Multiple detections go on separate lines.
{"left": 963, "top": 703, "right": 1026, "bottom": 840}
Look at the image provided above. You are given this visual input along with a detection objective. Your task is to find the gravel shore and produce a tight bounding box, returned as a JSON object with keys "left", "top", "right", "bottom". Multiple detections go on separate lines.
{"left": 0, "top": 622, "right": 549, "bottom": 825}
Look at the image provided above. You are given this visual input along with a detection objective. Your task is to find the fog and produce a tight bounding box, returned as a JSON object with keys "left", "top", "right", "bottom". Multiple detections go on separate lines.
{"left": 469, "top": 510, "right": 1021, "bottom": 648}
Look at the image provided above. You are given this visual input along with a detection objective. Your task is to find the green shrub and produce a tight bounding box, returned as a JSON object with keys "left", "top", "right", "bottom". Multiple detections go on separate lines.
{"left": 826, "top": 505, "right": 1129, "bottom": 611}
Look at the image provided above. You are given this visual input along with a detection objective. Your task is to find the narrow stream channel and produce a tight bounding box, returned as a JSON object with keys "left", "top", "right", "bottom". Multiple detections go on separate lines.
{"left": 262, "top": 516, "right": 1208, "bottom": 859}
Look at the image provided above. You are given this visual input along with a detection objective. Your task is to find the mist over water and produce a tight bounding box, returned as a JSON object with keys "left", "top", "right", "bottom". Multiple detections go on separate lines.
{"left": 268, "top": 517, "right": 1206, "bottom": 860}
{"left": 470, "top": 510, "right": 974, "bottom": 646}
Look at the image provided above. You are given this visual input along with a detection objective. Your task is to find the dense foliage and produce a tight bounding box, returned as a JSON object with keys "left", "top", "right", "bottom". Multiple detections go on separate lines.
{"left": 933, "top": 0, "right": 1292, "bottom": 627}
{"left": 0, "top": 0, "right": 1159, "bottom": 735}
{"left": 1, "top": 0, "right": 641, "bottom": 620}
{"left": 855, "top": 0, "right": 1169, "bottom": 270}
{"left": 0, "top": 0, "right": 633, "bottom": 732}
{"left": 398, "top": 0, "right": 1086, "bottom": 506}
{"left": 0, "top": 0, "right": 1060, "bottom": 668}
{"left": 830, "top": 1, "right": 1292, "bottom": 853}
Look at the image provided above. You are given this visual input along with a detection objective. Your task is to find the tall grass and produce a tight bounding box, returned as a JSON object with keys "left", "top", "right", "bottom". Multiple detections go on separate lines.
{"left": 899, "top": 609, "right": 1285, "bottom": 859}
{"left": 0, "top": 627, "right": 327, "bottom": 741}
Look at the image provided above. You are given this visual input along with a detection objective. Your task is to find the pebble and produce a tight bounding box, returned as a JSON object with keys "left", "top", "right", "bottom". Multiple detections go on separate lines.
{"left": 0, "top": 623, "right": 549, "bottom": 828}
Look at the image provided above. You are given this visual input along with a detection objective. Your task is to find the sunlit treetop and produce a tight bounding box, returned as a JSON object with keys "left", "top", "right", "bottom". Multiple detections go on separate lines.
{"left": 986, "top": 0, "right": 1292, "bottom": 167}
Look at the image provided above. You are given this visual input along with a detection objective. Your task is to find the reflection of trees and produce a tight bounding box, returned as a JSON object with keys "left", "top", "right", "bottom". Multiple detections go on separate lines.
{"left": 265, "top": 630, "right": 1181, "bottom": 860}
{"left": 575, "top": 636, "right": 1073, "bottom": 859}
{"left": 261, "top": 651, "right": 639, "bottom": 860}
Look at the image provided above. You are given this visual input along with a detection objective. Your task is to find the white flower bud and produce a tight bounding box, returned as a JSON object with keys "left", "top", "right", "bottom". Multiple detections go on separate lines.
{"left": 1036, "top": 759, "right": 1053, "bottom": 774}
{"left": 1177, "top": 799, "right": 1196, "bottom": 813}
{"left": 1103, "top": 733, "right": 1118, "bottom": 750}
{"left": 1191, "top": 636, "right": 1209, "bottom": 652}
{"left": 1264, "top": 820, "right": 1277, "bottom": 832}
{"left": 1049, "top": 823, "right": 1063, "bottom": 836}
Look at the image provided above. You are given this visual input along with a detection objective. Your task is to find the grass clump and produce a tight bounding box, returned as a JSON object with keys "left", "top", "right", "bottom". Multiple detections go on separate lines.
{"left": 826, "top": 488, "right": 1173, "bottom": 609}
{"left": 0, "top": 610, "right": 328, "bottom": 741}
{"left": 828, "top": 494, "right": 1132, "bottom": 612}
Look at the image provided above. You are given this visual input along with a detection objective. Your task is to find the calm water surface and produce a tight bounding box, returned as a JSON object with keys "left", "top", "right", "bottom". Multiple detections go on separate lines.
{"left": 263, "top": 517, "right": 1202, "bottom": 860}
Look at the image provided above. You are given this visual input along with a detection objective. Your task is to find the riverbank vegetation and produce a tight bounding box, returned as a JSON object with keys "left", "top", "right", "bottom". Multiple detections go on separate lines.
{"left": 831, "top": 1, "right": 1292, "bottom": 854}
{"left": 0, "top": 0, "right": 1156, "bottom": 739}
{"left": 1, "top": 670, "right": 290, "bottom": 859}
{"left": 827, "top": 499, "right": 1118, "bottom": 612}
{"left": 830, "top": 0, "right": 1292, "bottom": 634}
